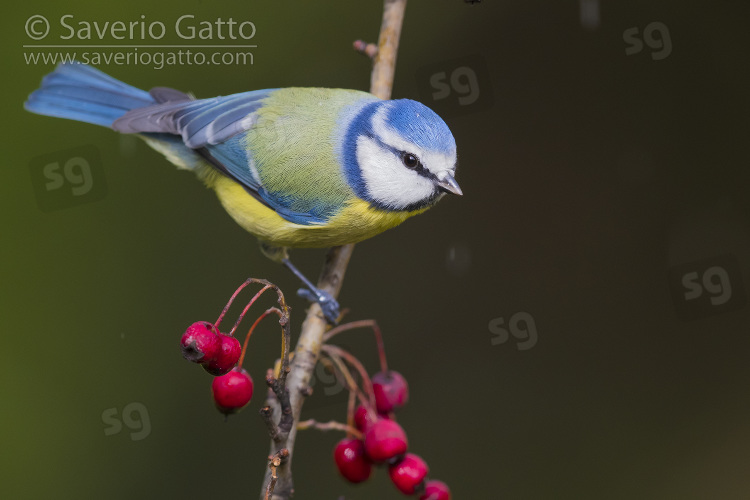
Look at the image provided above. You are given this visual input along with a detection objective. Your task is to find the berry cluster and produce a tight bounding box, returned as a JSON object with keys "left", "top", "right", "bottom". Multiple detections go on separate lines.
{"left": 180, "top": 320, "right": 255, "bottom": 414}
{"left": 332, "top": 376, "right": 450, "bottom": 499}
{"left": 321, "top": 322, "right": 451, "bottom": 499}
{"left": 179, "top": 281, "right": 451, "bottom": 498}
{"left": 179, "top": 280, "right": 285, "bottom": 416}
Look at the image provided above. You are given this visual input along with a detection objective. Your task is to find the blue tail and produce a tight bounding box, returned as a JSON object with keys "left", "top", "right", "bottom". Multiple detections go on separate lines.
{"left": 24, "top": 63, "right": 155, "bottom": 128}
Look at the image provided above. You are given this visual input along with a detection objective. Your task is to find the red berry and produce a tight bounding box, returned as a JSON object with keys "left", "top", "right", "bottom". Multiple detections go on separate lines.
{"left": 389, "top": 453, "right": 428, "bottom": 495}
{"left": 202, "top": 333, "right": 241, "bottom": 376}
{"left": 354, "top": 405, "right": 379, "bottom": 432}
{"left": 420, "top": 480, "right": 451, "bottom": 500}
{"left": 333, "top": 438, "right": 372, "bottom": 483}
{"left": 363, "top": 419, "right": 408, "bottom": 463}
{"left": 180, "top": 321, "right": 220, "bottom": 363}
{"left": 372, "top": 370, "right": 409, "bottom": 414}
{"left": 211, "top": 367, "right": 253, "bottom": 414}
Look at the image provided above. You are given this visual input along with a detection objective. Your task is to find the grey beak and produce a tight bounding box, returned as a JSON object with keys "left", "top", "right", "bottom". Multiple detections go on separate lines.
{"left": 436, "top": 174, "right": 463, "bottom": 196}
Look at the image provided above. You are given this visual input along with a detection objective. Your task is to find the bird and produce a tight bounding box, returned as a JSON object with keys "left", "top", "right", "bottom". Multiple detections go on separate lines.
{"left": 24, "top": 63, "right": 461, "bottom": 323}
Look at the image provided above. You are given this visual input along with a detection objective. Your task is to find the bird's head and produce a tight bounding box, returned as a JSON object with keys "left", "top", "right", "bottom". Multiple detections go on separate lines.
{"left": 342, "top": 99, "right": 460, "bottom": 212}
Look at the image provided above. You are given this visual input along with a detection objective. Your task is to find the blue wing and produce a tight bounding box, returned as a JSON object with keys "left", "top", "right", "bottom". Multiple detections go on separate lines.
{"left": 203, "top": 136, "right": 330, "bottom": 225}
{"left": 112, "top": 89, "right": 275, "bottom": 149}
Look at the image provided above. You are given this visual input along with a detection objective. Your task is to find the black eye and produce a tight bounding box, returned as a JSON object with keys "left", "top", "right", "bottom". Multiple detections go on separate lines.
{"left": 402, "top": 152, "right": 420, "bottom": 169}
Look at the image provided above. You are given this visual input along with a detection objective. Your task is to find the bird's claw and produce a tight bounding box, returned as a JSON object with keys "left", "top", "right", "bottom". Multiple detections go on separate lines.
{"left": 297, "top": 288, "right": 340, "bottom": 324}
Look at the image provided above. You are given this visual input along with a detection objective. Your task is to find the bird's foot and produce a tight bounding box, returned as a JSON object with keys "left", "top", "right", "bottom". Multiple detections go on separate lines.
{"left": 297, "top": 287, "right": 340, "bottom": 325}
{"left": 281, "top": 256, "right": 341, "bottom": 324}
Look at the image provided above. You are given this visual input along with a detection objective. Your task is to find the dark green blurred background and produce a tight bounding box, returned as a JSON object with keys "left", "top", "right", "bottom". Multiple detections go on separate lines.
{"left": 3, "top": 1, "right": 750, "bottom": 498}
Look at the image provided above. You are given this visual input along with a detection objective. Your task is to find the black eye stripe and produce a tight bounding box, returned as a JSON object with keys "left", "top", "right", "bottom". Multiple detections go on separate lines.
{"left": 362, "top": 134, "right": 430, "bottom": 176}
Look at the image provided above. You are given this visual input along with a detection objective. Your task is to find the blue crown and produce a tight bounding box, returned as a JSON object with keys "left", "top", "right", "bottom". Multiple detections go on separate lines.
{"left": 385, "top": 99, "right": 456, "bottom": 156}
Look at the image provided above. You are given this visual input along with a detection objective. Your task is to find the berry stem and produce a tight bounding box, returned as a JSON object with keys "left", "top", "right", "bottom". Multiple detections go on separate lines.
{"left": 227, "top": 285, "right": 273, "bottom": 336}
{"left": 322, "top": 344, "right": 377, "bottom": 419}
{"left": 296, "top": 418, "right": 363, "bottom": 439}
{"left": 215, "top": 278, "right": 256, "bottom": 329}
{"left": 214, "top": 278, "right": 273, "bottom": 334}
{"left": 217, "top": 278, "right": 294, "bottom": 445}
{"left": 320, "top": 353, "right": 372, "bottom": 413}
{"left": 323, "top": 319, "right": 389, "bottom": 373}
{"left": 238, "top": 307, "right": 282, "bottom": 369}
{"left": 346, "top": 388, "right": 357, "bottom": 438}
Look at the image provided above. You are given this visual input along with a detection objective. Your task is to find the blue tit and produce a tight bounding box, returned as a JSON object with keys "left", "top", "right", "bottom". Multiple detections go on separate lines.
{"left": 25, "top": 63, "right": 461, "bottom": 322}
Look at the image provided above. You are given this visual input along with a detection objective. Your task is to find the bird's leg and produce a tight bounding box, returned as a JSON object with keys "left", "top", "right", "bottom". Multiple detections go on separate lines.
{"left": 258, "top": 242, "right": 340, "bottom": 324}
{"left": 281, "top": 258, "right": 340, "bottom": 325}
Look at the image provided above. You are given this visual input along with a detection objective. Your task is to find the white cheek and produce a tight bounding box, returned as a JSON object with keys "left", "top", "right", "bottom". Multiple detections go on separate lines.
{"left": 356, "top": 136, "right": 435, "bottom": 209}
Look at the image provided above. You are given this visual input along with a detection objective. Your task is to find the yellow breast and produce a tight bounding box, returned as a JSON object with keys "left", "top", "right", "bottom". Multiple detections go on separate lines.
{"left": 212, "top": 176, "right": 428, "bottom": 248}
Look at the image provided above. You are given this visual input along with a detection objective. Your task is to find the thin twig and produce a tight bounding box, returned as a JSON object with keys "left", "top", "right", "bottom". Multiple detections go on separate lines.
{"left": 260, "top": 405, "right": 282, "bottom": 443}
{"left": 297, "top": 419, "right": 363, "bottom": 439}
{"left": 266, "top": 368, "right": 293, "bottom": 440}
{"left": 370, "top": 0, "right": 408, "bottom": 101}
{"left": 264, "top": 449, "right": 290, "bottom": 500}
